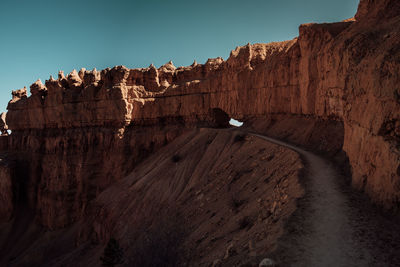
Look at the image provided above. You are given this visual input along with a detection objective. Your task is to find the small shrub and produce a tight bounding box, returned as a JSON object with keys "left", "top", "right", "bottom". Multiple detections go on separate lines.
{"left": 172, "top": 154, "right": 181, "bottom": 163}
{"left": 229, "top": 196, "right": 245, "bottom": 211}
{"left": 100, "top": 238, "right": 124, "bottom": 267}
{"left": 128, "top": 214, "right": 190, "bottom": 267}
{"left": 233, "top": 134, "right": 246, "bottom": 143}
{"left": 238, "top": 216, "right": 252, "bottom": 230}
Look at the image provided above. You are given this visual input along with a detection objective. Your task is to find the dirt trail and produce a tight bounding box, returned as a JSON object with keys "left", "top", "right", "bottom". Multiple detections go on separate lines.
{"left": 252, "top": 133, "right": 400, "bottom": 267}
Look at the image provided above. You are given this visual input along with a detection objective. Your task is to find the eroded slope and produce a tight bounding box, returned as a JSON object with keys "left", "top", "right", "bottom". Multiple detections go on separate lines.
{"left": 1, "top": 129, "right": 304, "bottom": 266}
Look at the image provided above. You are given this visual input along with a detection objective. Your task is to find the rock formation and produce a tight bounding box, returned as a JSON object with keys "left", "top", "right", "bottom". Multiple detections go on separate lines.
{"left": 0, "top": 158, "right": 13, "bottom": 222}
{"left": 0, "top": 0, "right": 398, "bottom": 238}
{"left": 0, "top": 0, "right": 398, "bottom": 265}
{"left": 0, "top": 113, "right": 7, "bottom": 136}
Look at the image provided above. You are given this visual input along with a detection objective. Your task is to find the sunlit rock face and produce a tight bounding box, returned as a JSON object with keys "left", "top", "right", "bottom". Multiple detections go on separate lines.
{"left": 0, "top": 0, "right": 399, "bottom": 229}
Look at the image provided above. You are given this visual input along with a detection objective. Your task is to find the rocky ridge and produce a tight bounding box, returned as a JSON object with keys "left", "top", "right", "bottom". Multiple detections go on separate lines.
{"left": 0, "top": 0, "right": 399, "bottom": 229}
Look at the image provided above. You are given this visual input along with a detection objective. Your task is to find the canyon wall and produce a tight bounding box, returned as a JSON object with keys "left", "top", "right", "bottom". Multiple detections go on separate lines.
{"left": 0, "top": 0, "right": 399, "bottom": 229}
{"left": 0, "top": 158, "right": 13, "bottom": 222}
{"left": 0, "top": 125, "right": 187, "bottom": 229}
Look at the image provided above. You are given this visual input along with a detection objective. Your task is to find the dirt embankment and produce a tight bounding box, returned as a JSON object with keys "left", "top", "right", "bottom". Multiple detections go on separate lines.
{"left": 0, "top": 128, "right": 304, "bottom": 266}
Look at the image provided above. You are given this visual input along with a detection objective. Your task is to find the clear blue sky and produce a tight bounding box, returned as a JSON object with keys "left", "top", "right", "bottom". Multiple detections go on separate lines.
{"left": 0, "top": 0, "right": 359, "bottom": 112}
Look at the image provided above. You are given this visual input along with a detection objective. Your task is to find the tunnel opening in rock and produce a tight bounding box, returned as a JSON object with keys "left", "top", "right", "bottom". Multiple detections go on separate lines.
{"left": 229, "top": 118, "right": 243, "bottom": 127}
{"left": 210, "top": 108, "right": 230, "bottom": 128}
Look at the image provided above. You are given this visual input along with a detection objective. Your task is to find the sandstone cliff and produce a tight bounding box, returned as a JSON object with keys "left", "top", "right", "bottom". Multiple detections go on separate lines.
{"left": 0, "top": 0, "right": 399, "bottom": 231}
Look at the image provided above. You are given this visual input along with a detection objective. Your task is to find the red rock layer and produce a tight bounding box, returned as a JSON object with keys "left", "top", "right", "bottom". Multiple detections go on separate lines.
{"left": 0, "top": 125, "right": 188, "bottom": 229}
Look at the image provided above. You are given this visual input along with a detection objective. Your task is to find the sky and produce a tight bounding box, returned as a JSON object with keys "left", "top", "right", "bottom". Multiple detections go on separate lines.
{"left": 0, "top": 0, "right": 359, "bottom": 112}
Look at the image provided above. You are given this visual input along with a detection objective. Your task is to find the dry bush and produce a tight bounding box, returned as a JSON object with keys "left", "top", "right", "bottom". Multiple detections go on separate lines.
{"left": 126, "top": 211, "right": 191, "bottom": 267}
{"left": 172, "top": 154, "right": 181, "bottom": 163}
{"left": 233, "top": 134, "right": 246, "bottom": 143}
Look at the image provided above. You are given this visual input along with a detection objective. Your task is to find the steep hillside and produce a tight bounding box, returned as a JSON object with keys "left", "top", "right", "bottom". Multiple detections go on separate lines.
{"left": 0, "top": 129, "right": 304, "bottom": 266}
